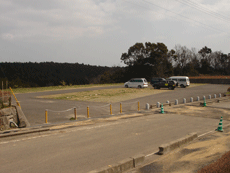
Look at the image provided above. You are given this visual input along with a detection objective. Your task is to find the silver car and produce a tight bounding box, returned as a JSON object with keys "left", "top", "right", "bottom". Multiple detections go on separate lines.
{"left": 124, "top": 78, "right": 148, "bottom": 88}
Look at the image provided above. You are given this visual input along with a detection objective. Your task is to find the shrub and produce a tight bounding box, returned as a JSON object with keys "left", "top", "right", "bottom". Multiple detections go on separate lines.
{"left": 227, "top": 87, "right": 230, "bottom": 92}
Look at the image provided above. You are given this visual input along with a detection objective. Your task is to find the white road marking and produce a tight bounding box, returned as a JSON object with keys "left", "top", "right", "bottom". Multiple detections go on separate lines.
{"left": 145, "top": 151, "right": 158, "bottom": 157}
{"left": 145, "top": 123, "right": 230, "bottom": 158}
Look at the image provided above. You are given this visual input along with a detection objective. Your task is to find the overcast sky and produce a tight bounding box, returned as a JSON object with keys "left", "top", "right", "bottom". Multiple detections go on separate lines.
{"left": 1, "top": 0, "right": 230, "bottom": 67}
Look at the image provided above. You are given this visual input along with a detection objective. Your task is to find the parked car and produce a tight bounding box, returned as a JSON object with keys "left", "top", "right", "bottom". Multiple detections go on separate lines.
{"left": 124, "top": 78, "right": 148, "bottom": 88}
{"left": 150, "top": 78, "right": 166, "bottom": 85}
{"left": 167, "top": 76, "right": 190, "bottom": 88}
{"left": 152, "top": 80, "right": 176, "bottom": 90}
{"left": 166, "top": 78, "right": 178, "bottom": 87}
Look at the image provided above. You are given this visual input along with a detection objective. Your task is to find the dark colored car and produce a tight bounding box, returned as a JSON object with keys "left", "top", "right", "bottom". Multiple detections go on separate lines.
{"left": 150, "top": 78, "right": 166, "bottom": 85}
{"left": 166, "top": 79, "right": 178, "bottom": 87}
{"left": 152, "top": 80, "right": 176, "bottom": 90}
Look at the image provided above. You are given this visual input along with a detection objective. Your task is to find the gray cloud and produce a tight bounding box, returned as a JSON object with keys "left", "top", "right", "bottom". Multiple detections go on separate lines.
{"left": 0, "top": 0, "right": 229, "bottom": 66}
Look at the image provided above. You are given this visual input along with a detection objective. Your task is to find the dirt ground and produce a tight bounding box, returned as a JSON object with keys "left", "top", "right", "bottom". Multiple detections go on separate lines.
{"left": 198, "top": 150, "right": 230, "bottom": 173}
{"left": 128, "top": 100, "right": 230, "bottom": 173}
{"left": 164, "top": 103, "right": 230, "bottom": 121}
{"left": 128, "top": 123, "right": 230, "bottom": 173}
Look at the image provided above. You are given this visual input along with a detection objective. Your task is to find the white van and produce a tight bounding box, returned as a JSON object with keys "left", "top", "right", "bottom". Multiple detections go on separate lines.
{"left": 124, "top": 78, "right": 148, "bottom": 88}
{"left": 168, "top": 76, "right": 190, "bottom": 88}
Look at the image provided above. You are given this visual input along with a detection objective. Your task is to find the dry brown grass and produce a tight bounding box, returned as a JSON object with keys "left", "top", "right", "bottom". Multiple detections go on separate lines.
{"left": 38, "top": 84, "right": 202, "bottom": 103}
{"left": 39, "top": 88, "right": 171, "bottom": 102}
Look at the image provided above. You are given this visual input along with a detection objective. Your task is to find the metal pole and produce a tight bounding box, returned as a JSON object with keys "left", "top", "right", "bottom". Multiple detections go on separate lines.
{"left": 87, "top": 106, "right": 89, "bottom": 118}
{"left": 45, "top": 109, "right": 48, "bottom": 123}
{"left": 6, "top": 81, "right": 8, "bottom": 105}
{"left": 138, "top": 101, "right": 140, "bottom": 111}
{"left": 74, "top": 107, "right": 77, "bottom": 120}
{"left": 9, "top": 87, "right": 21, "bottom": 108}
{"left": 110, "top": 104, "right": 112, "bottom": 115}
{"left": 2, "top": 81, "right": 4, "bottom": 105}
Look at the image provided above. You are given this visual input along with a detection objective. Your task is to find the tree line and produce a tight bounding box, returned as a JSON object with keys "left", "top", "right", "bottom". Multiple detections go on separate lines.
{"left": 1, "top": 42, "right": 229, "bottom": 88}
{"left": 0, "top": 62, "right": 121, "bottom": 88}
{"left": 100, "top": 42, "right": 230, "bottom": 83}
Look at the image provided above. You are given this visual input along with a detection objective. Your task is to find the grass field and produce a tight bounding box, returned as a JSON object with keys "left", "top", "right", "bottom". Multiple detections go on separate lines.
{"left": 8, "top": 83, "right": 123, "bottom": 94}
{"left": 38, "top": 88, "right": 170, "bottom": 103}
{"left": 38, "top": 84, "right": 204, "bottom": 103}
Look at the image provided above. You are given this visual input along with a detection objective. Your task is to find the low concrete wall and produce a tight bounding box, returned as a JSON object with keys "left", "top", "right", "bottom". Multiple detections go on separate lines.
{"left": 190, "top": 79, "right": 230, "bottom": 84}
{"left": 16, "top": 106, "right": 30, "bottom": 128}
{"left": 0, "top": 106, "right": 30, "bottom": 130}
{"left": 0, "top": 107, "right": 18, "bottom": 130}
{"left": 158, "top": 133, "right": 198, "bottom": 155}
{"left": 88, "top": 154, "right": 145, "bottom": 173}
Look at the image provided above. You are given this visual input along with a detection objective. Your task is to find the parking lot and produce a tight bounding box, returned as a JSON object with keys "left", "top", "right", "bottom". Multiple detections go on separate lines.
{"left": 13, "top": 84, "right": 228, "bottom": 126}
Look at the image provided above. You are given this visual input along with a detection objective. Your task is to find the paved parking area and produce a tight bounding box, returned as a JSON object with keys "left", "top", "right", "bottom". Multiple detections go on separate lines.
{"left": 13, "top": 84, "right": 228, "bottom": 126}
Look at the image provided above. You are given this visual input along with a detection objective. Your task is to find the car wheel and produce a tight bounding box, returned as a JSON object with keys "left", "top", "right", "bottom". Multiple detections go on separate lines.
{"left": 138, "top": 85, "right": 142, "bottom": 88}
{"left": 154, "top": 86, "right": 158, "bottom": 89}
{"left": 125, "top": 85, "right": 128, "bottom": 88}
{"left": 180, "top": 84, "right": 185, "bottom": 88}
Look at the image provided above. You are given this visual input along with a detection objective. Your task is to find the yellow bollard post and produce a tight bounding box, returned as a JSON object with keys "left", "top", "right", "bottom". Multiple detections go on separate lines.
{"left": 110, "top": 104, "right": 112, "bottom": 115}
{"left": 87, "top": 106, "right": 89, "bottom": 118}
{"left": 74, "top": 107, "right": 77, "bottom": 120}
{"left": 9, "top": 87, "right": 21, "bottom": 108}
{"left": 2, "top": 81, "right": 4, "bottom": 105}
{"left": 120, "top": 103, "right": 122, "bottom": 114}
{"left": 45, "top": 109, "right": 48, "bottom": 123}
{"left": 138, "top": 101, "right": 140, "bottom": 111}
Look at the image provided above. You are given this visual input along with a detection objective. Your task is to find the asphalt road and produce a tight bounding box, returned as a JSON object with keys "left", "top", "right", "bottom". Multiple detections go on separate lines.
{"left": 13, "top": 84, "right": 228, "bottom": 126}
{"left": 0, "top": 111, "right": 223, "bottom": 173}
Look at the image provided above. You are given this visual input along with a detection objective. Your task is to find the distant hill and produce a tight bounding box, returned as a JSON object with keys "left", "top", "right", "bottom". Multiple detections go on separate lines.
{"left": 0, "top": 62, "right": 121, "bottom": 88}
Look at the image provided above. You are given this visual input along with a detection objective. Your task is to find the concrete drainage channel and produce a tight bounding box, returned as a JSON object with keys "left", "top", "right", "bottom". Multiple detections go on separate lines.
{"left": 88, "top": 133, "right": 198, "bottom": 173}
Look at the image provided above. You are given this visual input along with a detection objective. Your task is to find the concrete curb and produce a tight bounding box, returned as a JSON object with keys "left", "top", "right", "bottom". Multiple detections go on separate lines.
{"left": 0, "top": 128, "right": 50, "bottom": 138}
{"left": 88, "top": 154, "right": 145, "bottom": 173}
{"left": 158, "top": 133, "right": 198, "bottom": 155}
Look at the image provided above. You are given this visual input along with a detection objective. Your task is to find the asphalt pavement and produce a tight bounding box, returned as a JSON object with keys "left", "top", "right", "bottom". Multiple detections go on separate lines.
{"left": 127, "top": 100, "right": 230, "bottom": 173}
{"left": 13, "top": 84, "right": 228, "bottom": 126}
{"left": 1, "top": 99, "right": 230, "bottom": 173}
{"left": 1, "top": 86, "right": 230, "bottom": 173}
